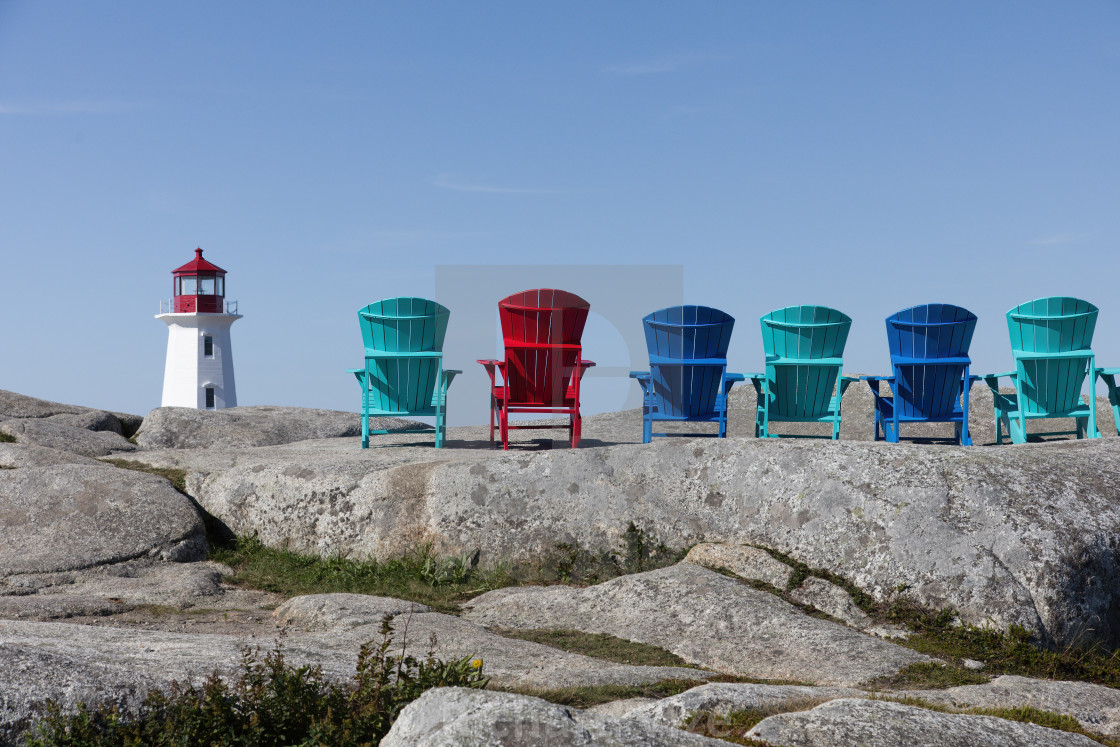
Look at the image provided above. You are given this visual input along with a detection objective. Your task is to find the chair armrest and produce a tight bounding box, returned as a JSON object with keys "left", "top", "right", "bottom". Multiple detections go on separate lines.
{"left": 347, "top": 368, "right": 367, "bottom": 384}
{"left": 441, "top": 369, "right": 462, "bottom": 391}
{"left": 629, "top": 371, "right": 651, "bottom": 380}
{"left": 861, "top": 375, "right": 892, "bottom": 398}
{"left": 477, "top": 359, "right": 505, "bottom": 386}
{"left": 345, "top": 367, "right": 364, "bottom": 373}
{"left": 983, "top": 371, "right": 1016, "bottom": 394}
{"left": 1096, "top": 367, "right": 1120, "bottom": 376}
{"left": 744, "top": 372, "right": 766, "bottom": 380}
{"left": 578, "top": 360, "right": 596, "bottom": 368}
{"left": 723, "top": 372, "right": 746, "bottom": 382}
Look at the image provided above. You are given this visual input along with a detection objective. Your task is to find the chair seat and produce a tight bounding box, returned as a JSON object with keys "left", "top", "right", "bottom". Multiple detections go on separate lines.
{"left": 992, "top": 392, "right": 1093, "bottom": 421}
{"left": 871, "top": 395, "right": 965, "bottom": 423}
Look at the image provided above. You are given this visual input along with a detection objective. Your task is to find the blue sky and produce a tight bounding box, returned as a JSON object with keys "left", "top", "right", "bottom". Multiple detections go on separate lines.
{"left": 1, "top": 2, "right": 1118, "bottom": 421}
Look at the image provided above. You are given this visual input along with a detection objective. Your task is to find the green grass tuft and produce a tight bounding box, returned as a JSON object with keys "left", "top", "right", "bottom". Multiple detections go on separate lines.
{"left": 212, "top": 535, "right": 515, "bottom": 614}
{"left": 0, "top": 432, "right": 17, "bottom": 443}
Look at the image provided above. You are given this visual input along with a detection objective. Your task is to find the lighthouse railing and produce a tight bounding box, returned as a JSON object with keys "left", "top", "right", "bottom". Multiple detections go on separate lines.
{"left": 159, "top": 299, "right": 241, "bottom": 314}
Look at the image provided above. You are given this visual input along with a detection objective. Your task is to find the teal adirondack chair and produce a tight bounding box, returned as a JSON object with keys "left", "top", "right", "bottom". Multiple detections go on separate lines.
{"left": 984, "top": 297, "right": 1100, "bottom": 444}
{"left": 747, "top": 305, "right": 856, "bottom": 439}
{"left": 348, "top": 297, "right": 461, "bottom": 448}
{"left": 1098, "top": 368, "right": 1120, "bottom": 436}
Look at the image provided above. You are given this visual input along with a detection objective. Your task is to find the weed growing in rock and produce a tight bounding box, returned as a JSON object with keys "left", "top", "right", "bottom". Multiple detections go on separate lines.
{"left": 545, "top": 524, "right": 686, "bottom": 584}
{"left": 0, "top": 432, "right": 17, "bottom": 443}
{"left": 27, "top": 615, "right": 488, "bottom": 746}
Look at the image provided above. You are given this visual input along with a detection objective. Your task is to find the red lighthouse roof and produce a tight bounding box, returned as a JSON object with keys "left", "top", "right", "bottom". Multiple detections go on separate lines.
{"left": 173, "top": 248, "right": 226, "bottom": 276}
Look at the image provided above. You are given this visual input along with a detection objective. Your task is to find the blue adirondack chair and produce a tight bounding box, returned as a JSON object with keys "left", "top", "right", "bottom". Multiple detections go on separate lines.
{"left": 862, "top": 304, "right": 979, "bottom": 445}
{"left": 747, "top": 305, "right": 855, "bottom": 440}
{"left": 629, "top": 305, "right": 745, "bottom": 443}
{"left": 348, "top": 297, "right": 461, "bottom": 448}
{"left": 984, "top": 296, "right": 1100, "bottom": 444}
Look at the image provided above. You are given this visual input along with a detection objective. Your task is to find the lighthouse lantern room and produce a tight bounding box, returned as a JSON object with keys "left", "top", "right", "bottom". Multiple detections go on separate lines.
{"left": 156, "top": 248, "right": 242, "bottom": 409}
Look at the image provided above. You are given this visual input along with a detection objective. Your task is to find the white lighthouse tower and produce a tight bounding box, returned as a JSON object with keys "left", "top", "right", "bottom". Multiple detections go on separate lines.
{"left": 156, "top": 248, "right": 242, "bottom": 409}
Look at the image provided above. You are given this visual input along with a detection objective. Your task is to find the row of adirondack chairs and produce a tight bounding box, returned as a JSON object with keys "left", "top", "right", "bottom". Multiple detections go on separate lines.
{"left": 350, "top": 292, "right": 1120, "bottom": 449}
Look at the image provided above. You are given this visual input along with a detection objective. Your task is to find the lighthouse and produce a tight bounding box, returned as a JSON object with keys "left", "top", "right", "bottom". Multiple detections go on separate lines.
{"left": 156, "top": 248, "right": 242, "bottom": 409}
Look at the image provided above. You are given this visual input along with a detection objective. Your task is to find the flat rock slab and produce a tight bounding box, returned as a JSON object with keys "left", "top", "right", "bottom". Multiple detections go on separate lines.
{"left": 623, "top": 682, "right": 863, "bottom": 728}
{"left": 0, "top": 419, "right": 136, "bottom": 457}
{"left": 463, "top": 564, "right": 931, "bottom": 686}
{"left": 0, "top": 464, "right": 207, "bottom": 575}
{"left": 0, "top": 443, "right": 101, "bottom": 469}
{"left": 746, "top": 697, "right": 1100, "bottom": 746}
{"left": 381, "top": 687, "right": 727, "bottom": 747}
{"left": 134, "top": 406, "right": 417, "bottom": 449}
{"left": 909, "top": 675, "right": 1120, "bottom": 737}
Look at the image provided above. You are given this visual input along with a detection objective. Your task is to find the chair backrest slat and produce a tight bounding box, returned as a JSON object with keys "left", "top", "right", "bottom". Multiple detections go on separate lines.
{"left": 886, "top": 303, "right": 977, "bottom": 420}
{"left": 643, "top": 305, "right": 735, "bottom": 418}
{"left": 760, "top": 305, "right": 851, "bottom": 419}
{"left": 498, "top": 288, "right": 590, "bottom": 406}
{"left": 358, "top": 297, "right": 448, "bottom": 412}
{"left": 1006, "top": 296, "right": 1097, "bottom": 415}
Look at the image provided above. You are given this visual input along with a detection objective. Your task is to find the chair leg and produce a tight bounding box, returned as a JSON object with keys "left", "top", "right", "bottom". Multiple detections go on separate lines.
{"left": 1076, "top": 418, "right": 1086, "bottom": 439}
{"left": 361, "top": 411, "right": 369, "bottom": 449}
{"left": 489, "top": 397, "right": 496, "bottom": 445}
{"left": 642, "top": 413, "right": 652, "bottom": 444}
{"left": 499, "top": 406, "right": 509, "bottom": 450}
{"left": 572, "top": 412, "right": 582, "bottom": 448}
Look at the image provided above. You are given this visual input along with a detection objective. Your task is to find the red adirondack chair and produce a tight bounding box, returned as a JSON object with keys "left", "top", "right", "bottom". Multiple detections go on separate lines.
{"left": 478, "top": 289, "right": 596, "bottom": 449}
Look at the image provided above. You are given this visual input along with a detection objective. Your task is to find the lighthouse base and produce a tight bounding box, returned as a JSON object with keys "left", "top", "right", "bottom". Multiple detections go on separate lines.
{"left": 156, "top": 312, "right": 241, "bottom": 409}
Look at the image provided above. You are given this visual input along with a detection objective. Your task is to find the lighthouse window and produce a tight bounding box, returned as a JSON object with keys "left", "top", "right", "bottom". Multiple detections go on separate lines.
{"left": 205, "top": 387, "right": 215, "bottom": 409}
{"left": 203, "top": 336, "right": 214, "bottom": 357}
{"left": 199, "top": 276, "right": 216, "bottom": 295}
{"left": 180, "top": 276, "right": 197, "bottom": 295}
{"left": 216, "top": 276, "right": 224, "bottom": 296}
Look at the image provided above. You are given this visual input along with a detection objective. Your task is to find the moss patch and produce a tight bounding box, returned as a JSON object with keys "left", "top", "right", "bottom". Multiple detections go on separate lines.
{"left": 493, "top": 628, "right": 690, "bottom": 667}
{"left": 0, "top": 432, "right": 16, "bottom": 443}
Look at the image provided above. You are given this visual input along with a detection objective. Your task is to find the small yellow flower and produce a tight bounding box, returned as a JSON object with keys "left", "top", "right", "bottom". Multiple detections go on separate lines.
{"left": 471, "top": 658, "right": 483, "bottom": 669}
